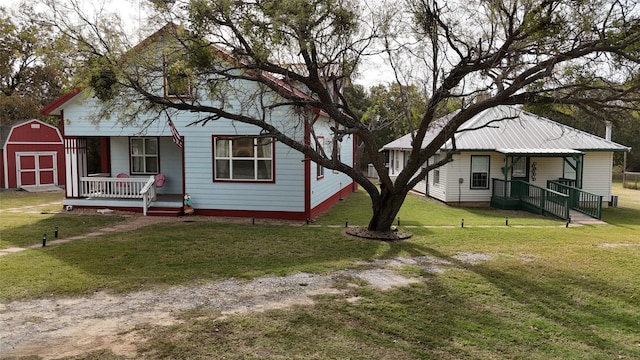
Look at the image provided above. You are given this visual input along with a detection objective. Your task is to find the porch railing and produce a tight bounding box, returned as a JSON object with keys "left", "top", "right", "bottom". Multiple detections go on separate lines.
{"left": 547, "top": 180, "right": 602, "bottom": 219}
{"left": 79, "top": 176, "right": 157, "bottom": 215}
{"left": 140, "top": 176, "right": 157, "bottom": 216}
{"left": 492, "top": 179, "right": 570, "bottom": 220}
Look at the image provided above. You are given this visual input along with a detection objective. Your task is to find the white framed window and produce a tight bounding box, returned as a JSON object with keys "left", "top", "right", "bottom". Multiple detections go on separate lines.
{"left": 432, "top": 154, "right": 440, "bottom": 185}
{"left": 316, "top": 136, "right": 325, "bottom": 179}
{"left": 471, "top": 155, "right": 490, "bottom": 189}
{"left": 214, "top": 136, "right": 274, "bottom": 182}
{"left": 130, "top": 137, "right": 159, "bottom": 174}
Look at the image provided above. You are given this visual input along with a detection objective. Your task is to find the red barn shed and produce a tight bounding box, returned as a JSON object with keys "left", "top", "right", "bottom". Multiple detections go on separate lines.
{"left": 1, "top": 119, "right": 65, "bottom": 189}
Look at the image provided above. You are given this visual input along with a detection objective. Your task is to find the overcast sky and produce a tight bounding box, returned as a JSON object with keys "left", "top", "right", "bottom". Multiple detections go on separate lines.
{"left": 1, "top": 0, "right": 393, "bottom": 88}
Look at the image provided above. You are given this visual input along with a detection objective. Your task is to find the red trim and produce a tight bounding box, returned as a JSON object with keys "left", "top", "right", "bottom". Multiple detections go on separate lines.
{"left": 304, "top": 115, "right": 317, "bottom": 220}
{"left": 188, "top": 208, "right": 307, "bottom": 221}
{"left": 40, "top": 88, "right": 82, "bottom": 116}
{"left": 310, "top": 183, "right": 353, "bottom": 219}
{"left": 100, "top": 138, "right": 110, "bottom": 174}
{"left": 181, "top": 136, "right": 186, "bottom": 196}
{"left": 59, "top": 110, "right": 65, "bottom": 136}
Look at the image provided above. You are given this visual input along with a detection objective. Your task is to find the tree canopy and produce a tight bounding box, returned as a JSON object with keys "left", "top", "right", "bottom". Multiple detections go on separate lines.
{"left": 40, "top": 0, "right": 640, "bottom": 231}
{"left": 0, "top": 6, "right": 71, "bottom": 124}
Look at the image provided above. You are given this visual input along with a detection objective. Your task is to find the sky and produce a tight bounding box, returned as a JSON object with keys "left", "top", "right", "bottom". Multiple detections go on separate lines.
{"left": 1, "top": 0, "right": 394, "bottom": 88}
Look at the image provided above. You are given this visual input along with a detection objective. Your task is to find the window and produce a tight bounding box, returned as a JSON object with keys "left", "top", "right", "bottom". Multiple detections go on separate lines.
{"left": 130, "top": 137, "right": 158, "bottom": 174}
{"left": 432, "top": 154, "right": 440, "bottom": 185}
{"left": 316, "top": 136, "right": 325, "bottom": 179}
{"left": 512, "top": 157, "right": 527, "bottom": 178}
{"left": 214, "top": 136, "right": 274, "bottom": 181}
{"left": 471, "top": 155, "right": 490, "bottom": 189}
{"left": 164, "top": 54, "right": 192, "bottom": 98}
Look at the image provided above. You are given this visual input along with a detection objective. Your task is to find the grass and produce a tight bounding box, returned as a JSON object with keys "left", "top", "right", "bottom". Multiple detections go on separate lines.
{"left": 315, "top": 190, "right": 562, "bottom": 227}
{"left": 1, "top": 184, "right": 639, "bottom": 359}
{"left": 0, "top": 190, "right": 125, "bottom": 249}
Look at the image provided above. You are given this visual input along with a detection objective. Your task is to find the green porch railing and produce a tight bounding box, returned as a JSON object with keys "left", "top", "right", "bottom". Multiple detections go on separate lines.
{"left": 492, "top": 179, "right": 570, "bottom": 220}
{"left": 547, "top": 180, "right": 603, "bottom": 219}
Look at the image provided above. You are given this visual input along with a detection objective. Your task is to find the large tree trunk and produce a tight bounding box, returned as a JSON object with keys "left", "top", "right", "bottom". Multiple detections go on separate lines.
{"left": 367, "top": 186, "right": 408, "bottom": 232}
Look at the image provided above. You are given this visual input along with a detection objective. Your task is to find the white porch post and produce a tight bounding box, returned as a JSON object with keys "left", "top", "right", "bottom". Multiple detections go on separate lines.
{"left": 64, "top": 138, "right": 87, "bottom": 198}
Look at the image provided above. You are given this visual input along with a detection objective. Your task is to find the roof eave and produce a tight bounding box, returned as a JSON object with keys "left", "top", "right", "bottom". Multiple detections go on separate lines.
{"left": 40, "top": 88, "right": 83, "bottom": 116}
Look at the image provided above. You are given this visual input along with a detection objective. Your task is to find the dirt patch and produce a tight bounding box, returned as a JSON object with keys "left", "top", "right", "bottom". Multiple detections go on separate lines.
{"left": 345, "top": 226, "right": 413, "bottom": 240}
{"left": 0, "top": 209, "right": 493, "bottom": 359}
{"left": 0, "top": 252, "right": 483, "bottom": 359}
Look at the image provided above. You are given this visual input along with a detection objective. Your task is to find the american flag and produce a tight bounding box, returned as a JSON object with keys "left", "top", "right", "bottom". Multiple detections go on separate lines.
{"left": 168, "top": 118, "right": 183, "bottom": 148}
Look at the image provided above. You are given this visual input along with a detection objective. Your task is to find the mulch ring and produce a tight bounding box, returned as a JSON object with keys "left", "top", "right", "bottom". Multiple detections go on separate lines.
{"left": 345, "top": 226, "right": 413, "bottom": 241}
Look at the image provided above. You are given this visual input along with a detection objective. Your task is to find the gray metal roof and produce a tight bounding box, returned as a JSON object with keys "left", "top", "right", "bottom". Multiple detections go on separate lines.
{"left": 382, "top": 105, "right": 630, "bottom": 153}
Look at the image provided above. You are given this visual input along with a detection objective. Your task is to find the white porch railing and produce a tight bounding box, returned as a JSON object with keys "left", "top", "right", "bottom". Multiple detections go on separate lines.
{"left": 79, "top": 176, "right": 157, "bottom": 215}
{"left": 140, "top": 176, "right": 157, "bottom": 216}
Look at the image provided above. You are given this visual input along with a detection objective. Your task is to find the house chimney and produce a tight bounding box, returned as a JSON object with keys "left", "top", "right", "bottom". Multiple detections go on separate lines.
{"left": 605, "top": 121, "right": 612, "bottom": 141}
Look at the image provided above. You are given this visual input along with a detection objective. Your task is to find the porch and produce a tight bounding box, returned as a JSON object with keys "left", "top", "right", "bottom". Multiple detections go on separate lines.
{"left": 491, "top": 178, "right": 603, "bottom": 221}
{"left": 63, "top": 176, "right": 183, "bottom": 216}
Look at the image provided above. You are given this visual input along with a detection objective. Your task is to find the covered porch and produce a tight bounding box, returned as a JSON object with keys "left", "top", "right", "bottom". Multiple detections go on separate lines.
{"left": 490, "top": 149, "right": 602, "bottom": 221}
{"left": 63, "top": 175, "right": 184, "bottom": 215}
{"left": 63, "top": 136, "right": 185, "bottom": 215}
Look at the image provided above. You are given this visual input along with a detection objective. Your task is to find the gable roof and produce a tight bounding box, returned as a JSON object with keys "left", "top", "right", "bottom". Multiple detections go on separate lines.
{"left": 41, "top": 24, "right": 325, "bottom": 118}
{"left": 382, "top": 105, "right": 630, "bottom": 153}
{"left": 1, "top": 119, "right": 60, "bottom": 149}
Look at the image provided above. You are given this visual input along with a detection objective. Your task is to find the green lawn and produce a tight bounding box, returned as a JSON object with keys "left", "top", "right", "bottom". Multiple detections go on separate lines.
{"left": 0, "top": 190, "right": 125, "bottom": 249}
{"left": 0, "top": 184, "right": 638, "bottom": 359}
{"left": 314, "top": 190, "right": 563, "bottom": 227}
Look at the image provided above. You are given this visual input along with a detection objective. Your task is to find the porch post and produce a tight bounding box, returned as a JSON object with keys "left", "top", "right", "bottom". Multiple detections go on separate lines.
{"left": 503, "top": 154, "right": 508, "bottom": 198}
{"left": 100, "top": 138, "right": 110, "bottom": 174}
{"left": 623, "top": 152, "right": 627, "bottom": 186}
{"left": 575, "top": 155, "right": 583, "bottom": 188}
{"left": 64, "top": 138, "right": 87, "bottom": 198}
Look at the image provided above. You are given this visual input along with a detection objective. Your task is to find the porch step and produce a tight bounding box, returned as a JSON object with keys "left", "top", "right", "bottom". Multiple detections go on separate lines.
{"left": 146, "top": 207, "right": 182, "bottom": 217}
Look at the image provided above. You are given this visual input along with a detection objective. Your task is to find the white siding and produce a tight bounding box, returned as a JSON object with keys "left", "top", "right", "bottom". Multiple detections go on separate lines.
{"left": 413, "top": 179, "right": 427, "bottom": 194}
{"left": 427, "top": 154, "right": 447, "bottom": 202}
{"left": 528, "top": 157, "right": 564, "bottom": 188}
{"left": 582, "top": 152, "right": 614, "bottom": 201}
{"left": 441, "top": 152, "right": 503, "bottom": 203}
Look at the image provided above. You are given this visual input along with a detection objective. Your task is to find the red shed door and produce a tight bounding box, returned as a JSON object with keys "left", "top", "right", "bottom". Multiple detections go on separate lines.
{"left": 16, "top": 153, "right": 58, "bottom": 187}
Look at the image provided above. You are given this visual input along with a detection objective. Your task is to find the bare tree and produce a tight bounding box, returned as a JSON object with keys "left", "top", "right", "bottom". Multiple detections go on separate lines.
{"left": 39, "top": 0, "right": 640, "bottom": 231}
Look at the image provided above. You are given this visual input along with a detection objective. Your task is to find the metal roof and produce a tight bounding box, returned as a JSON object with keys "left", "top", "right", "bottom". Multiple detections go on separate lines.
{"left": 382, "top": 105, "right": 630, "bottom": 153}
{"left": 496, "top": 148, "right": 584, "bottom": 156}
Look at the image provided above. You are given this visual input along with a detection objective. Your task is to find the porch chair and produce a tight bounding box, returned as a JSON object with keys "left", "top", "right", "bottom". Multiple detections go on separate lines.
{"left": 155, "top": 173, "right": 166, "bottom": 188}
{"left": 116, "top": 173, "right": 129, "bottom": 195}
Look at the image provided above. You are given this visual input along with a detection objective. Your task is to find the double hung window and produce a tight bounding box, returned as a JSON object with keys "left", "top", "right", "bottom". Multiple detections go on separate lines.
{"left": 214, "top": 136, "right": 274, "bottom": 181}
{"left": 130, "top": 137, "right": 158, "bottom": 174}
{"left": 471, "top": 155, "right": 490, "bottom": 189}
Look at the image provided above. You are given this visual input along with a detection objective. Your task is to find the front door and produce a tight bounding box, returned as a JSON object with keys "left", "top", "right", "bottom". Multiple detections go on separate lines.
{"left": 510, "top": 156, "right": 529, "bottom": 197}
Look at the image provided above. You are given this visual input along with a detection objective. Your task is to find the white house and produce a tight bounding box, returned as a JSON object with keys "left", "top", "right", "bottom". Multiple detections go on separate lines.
{"left": 381, "top": 105, "right": 630, "bottom": 219}
{"left": 41, "top": 25, "right": 356, "bottom": 220}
